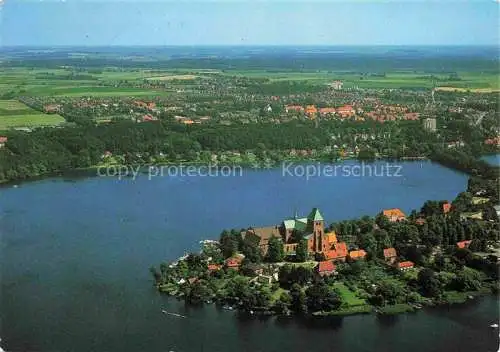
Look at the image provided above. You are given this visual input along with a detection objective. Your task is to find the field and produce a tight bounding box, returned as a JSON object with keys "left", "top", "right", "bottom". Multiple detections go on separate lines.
{"left": 222, "top": 69, "right": 500, "bottom": 90}
{"left": 0, "top": 100, "right": 65, "bottom": 130}
{"left": 1, "top": 66, "right": 498, "bottom": 99}
{"left": 0, "top": 67, "right": 172, "bottom": 97}
{"left": 146, "top": 74, "right": 198, "bottom": 81}
{"left": 435, "top": 87, "right": 499, "bottom": 93}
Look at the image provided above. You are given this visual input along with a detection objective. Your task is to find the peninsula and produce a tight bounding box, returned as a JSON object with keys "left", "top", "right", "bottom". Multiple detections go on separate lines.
{"left": 151, "top": 175, "right": 499, "bottom": 316}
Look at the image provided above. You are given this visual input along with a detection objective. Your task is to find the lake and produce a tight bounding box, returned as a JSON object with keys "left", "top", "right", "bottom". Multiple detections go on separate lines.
{"left": 1, "top": 160, "right": 498, "bottom": 352}
{"left": 482, "top": 154, "right": 500, "bottom": 166}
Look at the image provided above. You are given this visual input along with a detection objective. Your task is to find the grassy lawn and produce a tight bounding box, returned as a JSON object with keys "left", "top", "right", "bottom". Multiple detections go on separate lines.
{"left": 289, "top": 261, "right": 318, "bottom": 269}
{"left": 271, "top": 287, "right": 286, "bottom": 303}
{"left": 333, "top": 282, "right": 367, "bottom": 307}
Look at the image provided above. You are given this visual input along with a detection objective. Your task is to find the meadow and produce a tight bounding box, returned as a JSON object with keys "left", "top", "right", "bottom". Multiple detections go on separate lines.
{"left": 1, "top": 66, "right": 498, "bottom": 100}
{"left": 0, "top": 100, "right": 65, "bottom": 130}
{"left": 222, "top": 69, "right": 500, "bottom": 90}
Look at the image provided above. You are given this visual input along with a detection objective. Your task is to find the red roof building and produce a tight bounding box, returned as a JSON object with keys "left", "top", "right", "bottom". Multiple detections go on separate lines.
{"left": 316, "top": 261, "right": 336, "bottom": 276}
{"left": 485, "top": 137, "right": 500, "bottom": 146}
{"left": 207, "top": 264, "right": 222, "bottom": 272}
{"left": 319, "top": 107, "right": 336, "bottom": 116}
{"left": 456, "top": 240, "right": 472, "bottom": 249}
{"left": 396, "top": 261, "right": 415, "bottom": 271}
{"left": 349, "top": 249, "right": 367, "bottom": 260}
{"left": 383, "top": 247, "right": 397, "bottom": 264}
{"left": 305, "top": 105, "right": 318, "bottom": 118}
{"left": 225, "top": 256, "right": 243, "bottom": 270}
{"left": 404, "top": 112, "right": 420, "bottom": 120}
{"left": 382, "top": 208, "right": 406, "bottom": 222}
{"left": 285, "top": 105, "right": 304, "bottom": 113}
{"left": 442, "top": 202, "right": 452, "bottom": 214}
{"left": 325, "top": 242, "right": 348, "bottom": 261}
{"left": 142, "top": 114, "right": 156, "bottom": 122}
{"left": 415, "top": 218, "right": 426, "bottom": 225}
{"left": 336, "top": 105, "right": 355, "bottom": 118}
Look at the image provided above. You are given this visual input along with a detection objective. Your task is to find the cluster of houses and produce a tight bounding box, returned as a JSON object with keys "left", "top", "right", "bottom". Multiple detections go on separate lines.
{"left": 173, "top": 115, "right": 211, "bottom": 125}
{"left": 285, "top": 104, "right": 357, "bottom": 119}
{"left": 484, "top": 136, "right": 500, "bottom": 146}
{"left": 284, "top": 103, "right": 420, "bottom": 123}
{"left": 365, "top": 104, "right": 419, "bottom": 121}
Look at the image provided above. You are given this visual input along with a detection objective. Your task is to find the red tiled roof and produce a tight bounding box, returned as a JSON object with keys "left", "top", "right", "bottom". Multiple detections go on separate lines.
{"left": 225, "top": 256, "right": 243, "bottom": 267}
{"left": 285, "top": 105, "right": 304, "bottom": 112}
{"left": 383, "top": 248, "right": 397, "bottom": 258}
{"left": 397, "top": 261, "right": 414, "bottom": 269}
{"left": 382, "top": 208, "right": 406, "bottom": 221}
{"left": 325, "top": 242, "right": 348, "bottom": 260}
{"left": 415, "top": 218, "right": 426, "bottom": 225}
{"left": 305, "top": 105, "right": 318, "bottom": 115}
{"left": 383, "top": 208, "right": 406, "bottom": 217}
{"left": 337, "top": 105, "right": 354, "bottom": 112}
{"left": 443, "top": 202, "right": 452, "bottom": 214}
{"left": 349, "top": 249, "right": 367, "bottom": 259}
{"left": 325, "top": 232, "right": 338, "bottom": 245}
{"left": 485, "top": 137, "right": 500, "bottom": 146}
{"left": 319, "top": 107, "right": 336, "bottom": 114}
{"left": 208, "top": 264, "right": 222, "bottom": 271}
{"left": 317, "top": 260, "right": 336, "bottom": 273}
{"left": 456, "top": 240, "right": 472, "bottom": 249}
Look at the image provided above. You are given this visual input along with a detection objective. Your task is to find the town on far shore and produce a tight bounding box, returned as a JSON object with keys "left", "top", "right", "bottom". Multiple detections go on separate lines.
{"left": 152, "top": 176, "right": 499, "bottom": 317}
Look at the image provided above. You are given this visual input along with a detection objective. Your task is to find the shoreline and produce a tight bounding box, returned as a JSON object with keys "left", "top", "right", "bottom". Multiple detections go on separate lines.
{"left": 0, "top": 156, "right": 438, "bottom": 188}
{"left": 156, "top": 254, "right": 497, "bottom": 319}
{"left": 2, "top": 150, "right": 498, "bottom": 187}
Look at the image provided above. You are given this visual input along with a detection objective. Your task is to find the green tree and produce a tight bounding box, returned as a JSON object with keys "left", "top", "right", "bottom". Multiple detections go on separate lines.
{"left": 295, "top": 239, "right": 308, "bottom": 262}
{"left": 289, "top": 283, "right": 307, "bottom": 313}
{"left": 418, "top": 268, "right": 442, "bottom": 298}
{"left": 305, "top": 282, "right": 342, "bottom": 312}
{"left": 266, "top": 235, "right": 284, "bottom": 262}
{"left": 220, "top": 230, "right": 238, "bottom": 258}
{"left": 375, "top": 280, "right": 404, "bottom": 305}
{"left": 452, "top": 268, "right": 482, "bottom": 291}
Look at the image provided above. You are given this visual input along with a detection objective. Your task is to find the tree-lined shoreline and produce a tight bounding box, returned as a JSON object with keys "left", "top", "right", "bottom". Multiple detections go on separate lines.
{"left": 151, "top": 174, "right": 499, "bottom": 317}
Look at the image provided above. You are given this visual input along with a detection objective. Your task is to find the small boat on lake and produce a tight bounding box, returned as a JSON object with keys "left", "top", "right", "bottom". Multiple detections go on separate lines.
{"left": 161, "top": 309, "right": 186, "bottom": 318}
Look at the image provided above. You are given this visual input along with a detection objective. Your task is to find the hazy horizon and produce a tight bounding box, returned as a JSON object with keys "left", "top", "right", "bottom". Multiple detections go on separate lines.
{"left": 2, "top": 1, "right": 499, "bottom": 47}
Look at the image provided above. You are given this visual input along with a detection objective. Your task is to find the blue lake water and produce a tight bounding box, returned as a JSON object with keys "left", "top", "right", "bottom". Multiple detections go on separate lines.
{"left": 482, "top": 154, "right": 500, "bottom": 166}
{"left": 1, "top": 160, "right": 498, "bottom": 352}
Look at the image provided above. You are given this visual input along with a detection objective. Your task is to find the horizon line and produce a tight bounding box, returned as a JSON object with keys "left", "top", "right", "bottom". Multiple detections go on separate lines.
{"left": 1, "top": 44, "right": 498, "bottom": 48}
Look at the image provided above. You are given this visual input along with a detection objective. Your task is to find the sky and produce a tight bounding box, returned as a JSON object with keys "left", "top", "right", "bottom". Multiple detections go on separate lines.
{"left": 1, "top": 0, "right": 499, "bottom": 46}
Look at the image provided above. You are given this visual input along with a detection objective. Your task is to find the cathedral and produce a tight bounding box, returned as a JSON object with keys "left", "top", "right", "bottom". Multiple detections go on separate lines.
{"left": 242, "top": 208, "right": 348, "bottom": 261}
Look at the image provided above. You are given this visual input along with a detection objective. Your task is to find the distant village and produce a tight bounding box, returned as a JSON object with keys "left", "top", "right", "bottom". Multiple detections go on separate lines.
{"left": 12, "top": 77, "right": 499, "bottom": 152}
